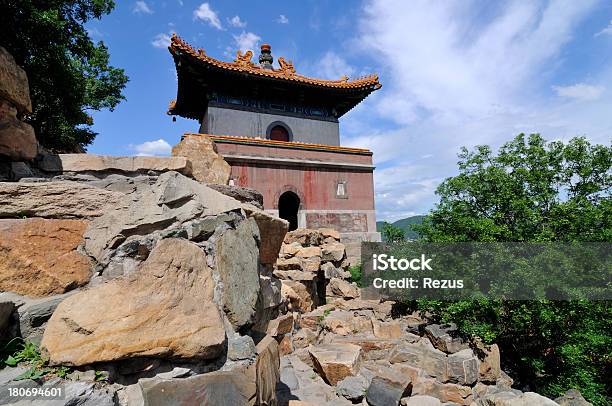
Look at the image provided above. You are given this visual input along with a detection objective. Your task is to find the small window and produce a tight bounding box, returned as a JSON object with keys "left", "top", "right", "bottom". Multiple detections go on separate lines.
{"left": 269, "top": 125, "right": 290, "bottom": 142}
{"left": 336, "top": 181, "right": 348, "bottom": 198}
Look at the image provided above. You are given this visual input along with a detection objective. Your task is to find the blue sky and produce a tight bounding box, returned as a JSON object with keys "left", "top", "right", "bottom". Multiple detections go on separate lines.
{"left": 87, "top": 0, "right": 612, "bottom": 221}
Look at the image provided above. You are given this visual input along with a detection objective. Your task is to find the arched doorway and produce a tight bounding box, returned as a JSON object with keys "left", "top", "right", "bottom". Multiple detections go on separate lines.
{"left": 269, "top": 125, "right": 290, "bottom": 142}
{"left": 278, "top": 191, "right": 300, "bottom": 231}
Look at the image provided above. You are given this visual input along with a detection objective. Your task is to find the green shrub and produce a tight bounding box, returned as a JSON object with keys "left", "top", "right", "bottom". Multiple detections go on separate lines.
{"left": 414, "top": 134, "right": 611, "bottom": 405}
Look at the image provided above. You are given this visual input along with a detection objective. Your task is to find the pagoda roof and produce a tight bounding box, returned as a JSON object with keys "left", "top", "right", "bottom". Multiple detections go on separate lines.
{"left": 168, "top": 34, "right": 382, "bottom": 119}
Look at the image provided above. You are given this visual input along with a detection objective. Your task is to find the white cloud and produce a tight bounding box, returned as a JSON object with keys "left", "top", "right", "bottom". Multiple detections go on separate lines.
{"left": 277, "top": 14, "right": 289, "bottom": 24}
{"left": 346, "top": 0, "right": 609, "bottom": 220}
{"left": 151, "top": 33, "right": 172, "bottom": 49}
{"left": 552, "top": 83, "right": 605, "bottom": 101}
{"left": 194, "top": 3, "right": 222, "bottom": 30}
{"left": 233, "top": 31, "right": 261, "bottom": 52}
{"left": 594, "top": 20, "right": 612, "bottom": 37}
{"left": 317, "top": 51, "right": 355, "bottom": 80}
{"left": 87, "top": 27, "right": 104, "bottom": 39}
{"left": 129, "top": 139, "right": 172, "bottom": 156}
{"left": 229, "top": 15, "right": 247, "bottom": 28}
{"left": 133, "top": 1, "right": 153, "bottom": 14}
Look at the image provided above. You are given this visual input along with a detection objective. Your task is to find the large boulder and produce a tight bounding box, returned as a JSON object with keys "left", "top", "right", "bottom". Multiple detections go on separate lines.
{"left": 0, "top": 181, "right": 124, "bottom": 219}
{"left": 0, "top": 219, "right": 91, "bottom": 297}
{"left": 41, "top": 238, "right": 226, "bottom": 366}
{"left": 172, "top": 134, "right": 230, "bottom": 184}
{"left": 216, "top": 218, "right": 261, "bottom": 329}
{"left": 38, "top": 154, "right": 192, "bottom": 176}
{"left": 83, "top": 171, "right": 241, "bottom": 261}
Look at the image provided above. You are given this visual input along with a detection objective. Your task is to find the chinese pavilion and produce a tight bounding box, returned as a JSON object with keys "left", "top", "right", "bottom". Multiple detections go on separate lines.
{"left": 168, "top": 34, "right": 382, "bottom": 260}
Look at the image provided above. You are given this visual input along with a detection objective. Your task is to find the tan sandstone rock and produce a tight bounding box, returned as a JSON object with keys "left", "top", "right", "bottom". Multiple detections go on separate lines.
{"left": 0, "top": 105, "right": 37, "bottom": 161}
{"left": 281, "top": 280, "right": 317, "bottom": 313}
{"left": 256, "top": 335, "right": 281, "bottom": 405}
{"left": 372, "top": 319, "right": 403, "bottom": 339}
{"left": 319, "top": 228, "right": 341, "bottom": 240}
{"left": 411, "top": 377, "right": 473, "bottom": 405}
{"left": 243, "top": 204, "right": 288, "bottom": 265}
{"left": 321, "top": 241, "right": 346, "bottom": 262}
{"left": 0, "top": 181, "right": 124, "bottom": 219}
{"left": 41, "top": 238, "right": 225, "bottom": 366}
{"left": 172, "top": 134, "right": 230, "bottom": 184}
{"left": 296, "top": 246, "right": 321, "bottom": 258}
{"left": 267, "top": 313, "right": 294, "bottom": 337}
{"left": 0, "top": 46, "right": 32, "bottom": 113}
{"left": 0, "top": 219, "right": 91, "bottom": 297}
{"left": 327, "top": 278, "right": 359, "bottom": 299}
{"left": 477, "top": 342, "right": 502, "bottom": 383}
{"left": 39, "top": 154, "right": 192, "bottom": 176}
{"left": 309, "top": 343, "right": 361, "bottom": 385}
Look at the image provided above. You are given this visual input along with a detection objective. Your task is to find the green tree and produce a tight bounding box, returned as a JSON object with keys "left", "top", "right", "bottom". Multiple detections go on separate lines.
{"left": 0, "top": 1, "right": 128, "bottom": 152}
{"left": 415, "top": 134, "right": 611, "bottom": 405}
{"left": 382, "top": 221, "right": 405, "bottom": 243}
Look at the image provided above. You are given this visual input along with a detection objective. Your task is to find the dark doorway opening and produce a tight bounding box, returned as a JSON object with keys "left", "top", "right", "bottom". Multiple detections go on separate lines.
{"left": 278, "top": 191, "right": 300, "bottom": 231}
{"left": 269, "top": 125, "right": 290, "bottom": 142}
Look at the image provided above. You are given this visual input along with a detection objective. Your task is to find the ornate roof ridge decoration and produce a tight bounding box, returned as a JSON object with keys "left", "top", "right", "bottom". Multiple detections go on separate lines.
{"left": 183, "top": 133, "right": 373, "bottom": 155}
{"left": 169, "top": 34, "right": 382, "bottom": 90}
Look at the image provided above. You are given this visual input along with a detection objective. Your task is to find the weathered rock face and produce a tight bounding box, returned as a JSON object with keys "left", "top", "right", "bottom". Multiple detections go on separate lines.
{"left": 256, "top": 335, "right": 281, "bottom": 405}
{"left": 38, "top": 154, "right": 193, "bottom": 177}
{"left": 0, "top": 105, "right": 37, "bottom": 161}
{"left": 208, "top": 184, "right": 264, "bottom": 209}
{"left": 309, "top": 343, "right": 361, "bottom": 385}
{"left": 366, "top": 371, "right": 412, "bottom": 406}
{"left": 0, "top": 218, "right": 91, "bottom": 297}
{"left": 41, "top": 238, "right": 226, "bottom": 366}
{"left": 327, "top": 278, "right": 359, "bottom": 299}
{"left": 243, "top": 205, "right": 288, "bottom": 266}
{"left": 0, "top": 181, "right": 124, "bottom": 219}
{"left": 0, "top": 47, "right": 32, "bottom": 114}
{"left": 0, "top": 47, "right": 37, "bottom": 162}
{"left": 172, "top": 134, "right": 231, "bottom": 184}
{"left": 83, "top": 171, "right": 241, "bottom": 262}
{"left": 216, "top": 218, "right": 261, "bottom": 329}
{"left": 140, "top": 369, "right": 256, "bottom": 406}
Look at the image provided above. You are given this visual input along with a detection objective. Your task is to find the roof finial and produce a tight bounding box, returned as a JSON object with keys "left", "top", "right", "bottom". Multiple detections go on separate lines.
{"left": 259, "top": 44, "right": 273, "bottom": 70}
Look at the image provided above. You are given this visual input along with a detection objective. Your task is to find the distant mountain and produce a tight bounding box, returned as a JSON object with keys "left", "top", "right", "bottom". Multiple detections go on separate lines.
{"left": 377, "top": 215, "right": 426, "bottom": 240}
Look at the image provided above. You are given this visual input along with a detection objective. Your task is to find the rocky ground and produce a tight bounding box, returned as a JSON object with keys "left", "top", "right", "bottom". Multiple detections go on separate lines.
{"left": 0, "top": 149, "right": 591, "bottom": 406}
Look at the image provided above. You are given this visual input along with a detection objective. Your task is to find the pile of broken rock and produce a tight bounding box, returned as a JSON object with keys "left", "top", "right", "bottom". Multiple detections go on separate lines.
{"left": 275, "top": 228, "right": 359, "bottom": 315}
{"left": 0, "top": 157, "right": 288, "bottom": 405}
{"left": 0, "top": 151, "right": 593, "bottom": 406}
